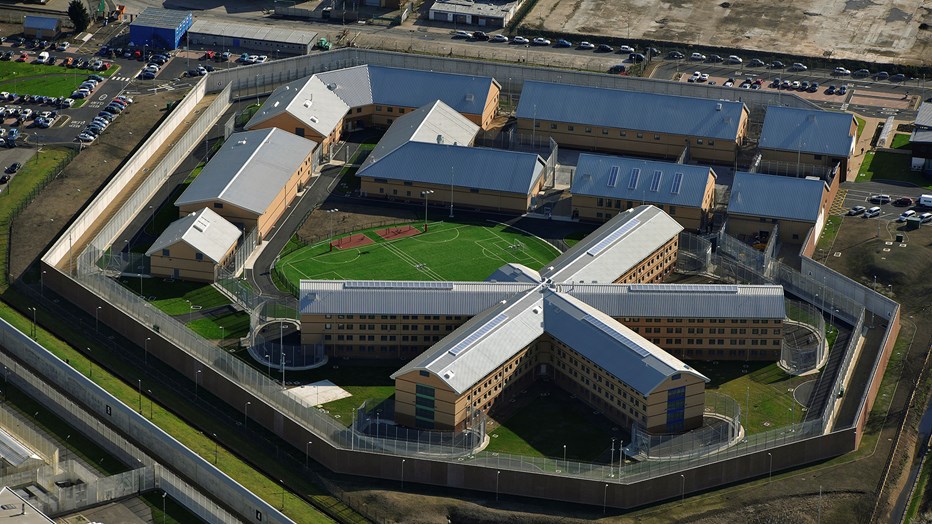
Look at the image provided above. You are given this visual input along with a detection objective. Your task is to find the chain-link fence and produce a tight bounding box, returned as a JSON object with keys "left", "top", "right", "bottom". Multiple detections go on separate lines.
{"left": 0, "top": 404, "right": 59, "bottom": 471}
{"left": 676, "top": 232, "right": 712, "bottom": 274}
{"left": 629, "top": 393, "right": 741, "bottom": 460}
{"left": 782, "top": 299, "right": 827, "bottom": 374}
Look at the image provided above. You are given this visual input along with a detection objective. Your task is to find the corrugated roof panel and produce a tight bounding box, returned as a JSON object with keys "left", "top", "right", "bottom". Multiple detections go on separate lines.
{"left": 23, "top": 16, "right": 60, "bottom": 31}
{"left": 245, "top": 76, "right": 349, "bottom": 137}
{"left": 516, "top": 81, "right": 747, "bottom": 140}
{"left": 572, "top": 154, "right": 713, "bottom": 208}
{"left": 188, "top": 20, "right": 316, "bottom": 45}
{"left": 759, "top": 106, "right": 856, "bottom": 158}
{"left": 145, "top": 208, "right": 241, "bottom": 263}
{"left": 130, "top": 7, "right": 191, "bottom": 29}
{"left": 727, "top": 171, "right": 825, "bottom": 222}
{"left": 917, "top": 102, "right": 932, "bottom": 129}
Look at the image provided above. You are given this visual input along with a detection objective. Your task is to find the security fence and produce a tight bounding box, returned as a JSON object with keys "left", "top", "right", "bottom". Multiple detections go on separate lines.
{"left": 629, "top": 393, "right": 742, "bottom": 460}
{"left": 782, "top": 299, "right": 827, "bottom": 374}
{"left": 0, "top": 403, "right": 60, "bottom": 471}
{"left": 676, "top": 232, "right": 712, "bottom": 274}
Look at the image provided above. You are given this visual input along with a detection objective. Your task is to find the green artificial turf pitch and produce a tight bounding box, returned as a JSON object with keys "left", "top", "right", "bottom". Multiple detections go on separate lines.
{"left": 276, "top": 220, "right": 560, "bottom": 287}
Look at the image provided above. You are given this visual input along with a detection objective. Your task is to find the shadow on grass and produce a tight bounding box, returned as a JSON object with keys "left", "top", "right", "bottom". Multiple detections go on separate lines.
{"left": 117, "top": 277, "right": 230, "bottom": 316}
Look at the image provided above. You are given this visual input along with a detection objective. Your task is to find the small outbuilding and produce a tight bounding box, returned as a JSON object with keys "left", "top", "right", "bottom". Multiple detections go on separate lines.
{"left": 129, "top": 7, "right": 193, "bottom": 50}
{"left": 23, "top": 16, "right": 61, "bottom": 39}
{"left": 146, "top": 207, "right": 242, "bottom": 282}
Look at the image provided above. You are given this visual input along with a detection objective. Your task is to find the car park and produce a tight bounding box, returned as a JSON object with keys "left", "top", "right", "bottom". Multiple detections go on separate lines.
{"left": 597, "top": 44, "right": 613, "bottom": 52}
{"left": 491, "top": 34, "right": 509, "bottom": 42}
{"left": 513, "top": 36, "right": 529, "bottom": 44}
{"left": 580, "top": 41, "right": 596, "bottom": 50}
{"left": 897, "top": 210, "right": 917, "bottom": 222}
{"left": 555, "top": 39, "right": 572, "bottom": 47}
{"left": 920, "top": 212, "right": 932, "bottom": 224}
{"left": 893, "top": 197, "right": 914, "bottom": 207}
{"left": 532, "top": 37, "right": 551, "bottom": 45}
{"left": 864, "top": 206, "right": 882, "bottom": 218}
{"left": 870, "top": 194, "right": 892, "bottom": 204}
{"left": 848, "top": 205, "right": 866, "bottom": 216}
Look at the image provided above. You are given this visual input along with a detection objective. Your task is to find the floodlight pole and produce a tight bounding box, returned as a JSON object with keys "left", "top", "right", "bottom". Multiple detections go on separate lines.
{"left": 326, "top": 209, "right": 339, "bottom": 252}
{"left": 244, "top": 401, "right": 250, "bottom": 430}
{"left": 610, "top": 438, "right": 615, "bottom": 478}
{"left": 449, "top": 168, "right": 454, "bottom": 218}
{"left": 421, "top": 190, "right": 434, "bottom": 232}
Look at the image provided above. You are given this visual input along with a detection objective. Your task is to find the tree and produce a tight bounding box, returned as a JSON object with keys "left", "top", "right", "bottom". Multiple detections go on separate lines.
{"left": 68, "top": 0, "right": 91, "bottom": 33}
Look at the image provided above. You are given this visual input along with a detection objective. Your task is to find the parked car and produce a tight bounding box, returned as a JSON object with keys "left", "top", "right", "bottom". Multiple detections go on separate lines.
{"left": 76, "top": 133, "right": 95, "bottom": 143}
{"left": 221, "top": 52, "right": 232, "bottom": 61}
{"left": 629, "top": 53, "right": 646, "bottom": 63}
{"left": 597, "top": 44, "right": 613, "bottom": 52}
{"left": 833, "top": 67, "right": 851, "bottom": 75}
{"left": 453, "top": 30, "right": 472, "bottom": 38}
{"left": 532, "top": 37, "right": 550, "bottom": 45}
{"left": 689, "top": 52, "right": 706, "bottom": 61}
{"left": 727, "top": 55, "right": 742, "bottom": 64}
{"left": 667, "top": 51, "right": 685, "bottom": 59}
{"left": 920, "top": 212, "right": 932, "bottom": 224}
{"left": 847, "top": 205, "right": 866, "bottom": 216}
{"left": 491, "top": 34, "right": 509, "bottom": 43}
{"left": 893, "top": 197, "right": 914, "bottom": 207}
{"left": 874, "top": 71, "right": 890, "bottom": 80}
{"left": 870, "top": 194, "right": 892, "bottom": 204}
{"left": 889, "top": 73, "right": 906, "bottom": 82}
{"left": 555, "top": 39, "right": 572, "bottom": 48}
{"left": 5, "top": 162, "right": 21, "bottom": 173}
{"left": 618, "top": 45, "right": 635, "bottom": 53}
{"left": 256, "top": 55, "right": 268, "bottom": 63}
{"left": 608, "top": 64, "right": 626, "bottom": 74}
{"left": 863, "top": 206, "right": 881, "bottom": 218}
{"left": 789, "top": 62, "right": 808, "bottom": 71}
{"left": 579, "top": 41, "right": 596, "bottom": 50}
{"left": 698, "top": 73, "right": 710, "bottom": 82}
{"left": 852, "top": 68, "right": 870, "bottom": 77}
{"left": 748, "top": 58, "right": 765, "bottom": 67}
{"left": 16, "top": 53, "right": 28, "bottom": 62}
{"left": 512, "top": 36, "right": 529, "bottom": 44}
{"left": 897, "top": 210, "right": 917, "bottom": 222}
{"left": 472, "top": 31, "right": 489, "bottom": 41}
{"left": 769, "top": 60, "right": 785, "bottom": 68}
{"left": 837, "top": 85, "right": 847, "bottom": 95}
{"left": 0, "top": 174, "right": 8, "bottom": 184}
{"left": 826, "top": 85, "right": 836, "bottom": 94}
{"left": 707, "top": 54, "right": 723, "bottom": 63}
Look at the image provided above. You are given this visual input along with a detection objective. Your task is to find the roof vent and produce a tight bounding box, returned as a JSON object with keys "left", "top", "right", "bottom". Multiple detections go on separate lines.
{"left": 532, "top": 307, "right": 541, "bottom": 314}
{"left": 303, "top": 99, "right": 312, "bottom": 108}
{"left": 327, "top": 83, "right": 337, "bottom": 91}
{"left": 310, "top": 116, "right": 319, "bottom": 124}
{"left": 237, "top": 139, "right": 247, "bottom": 145}
{"left": 715, "top": 103, "right": 722, "bottom": 111}
{"left": 465, "top": 93, "right": 475, "bottom": 102}
{"left": 443, "top": 371, "right": 454, "bottom": 379}
{"left": 437, "top": 134, "right": 444, "bottom": 144}
{"left": 273, "top": 101, "right": 280, "bottom": 108}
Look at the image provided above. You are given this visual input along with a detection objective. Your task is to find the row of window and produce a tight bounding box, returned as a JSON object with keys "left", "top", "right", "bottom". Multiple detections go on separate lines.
{"left": 324, "top": 323, "right": 457, "bottom": 332}
{"left": 631, "top": 318, "right": 779, "bottom": 324}
{"left": 635, "top": 327, "right": 781, "bottom": 335}
{"left": 529, "top": 122, "right": 717, "bottom": 146}
{"left": 159, "top": 248, "right": 205, "bottom": 261}
{"left": 325, "top": 315, "right": 459, "bottom": 321}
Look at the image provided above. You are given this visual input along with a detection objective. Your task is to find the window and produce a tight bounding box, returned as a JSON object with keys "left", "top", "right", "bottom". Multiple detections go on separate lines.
{"left": 399, "top": 108, "right": 405, "bottom": 114}
{"left": 696, "top": 139, "right": 704, "bottom": 145}
{"left": 597, "top": 198, "right": 604, "bottom": 207}
{"left": 356, "top": 107, "right": 362, "bottom": 113}
{"left": 585, "top": 127, "right": 592, "bottom": 133}
{"left": 213, "top": 203, "right": 223, "bottom": 209}
{"left": 419, "top": 370, "right": 430, "bottom": 377}
{"left": 568, "top": 125, "right": 575, "bottom": 131}
{"left": 814, "top": 154, "right": 823, "bottom": 160}
{"left": 404, "top": 181, "right": 413, "bottom": 186}
{"left": 620, "top": 131, "right": 627, "bottom": 137}
{"left": 602, "top": 129, "right": 609, "bottom": 135}
{"left": 549, "top": 123, "right": 556, "bottom": 130}
{"left": 654, "top": 134, "right": 661, "bottom": 140}
{"left": 708, "top": 140, "right": 714, "bottom": 146}
{"left": 668, "top": 206, "right": 676, "bottom": 215}
{"left": 470, "top": 188, "right": 480, "bottom": 193}
{"left": 376, "top": 105, "right": 383, "bottom": 111}
{"left": 195, "top": 253, "right": 204, "bottom": 261}
{"left": 387, "top": 107, "right": 393, "bottom": 113}
{"left": 161, "top": 249, "right": 170, "bottom": 256}
{"left": 636, "top": 133, "right": 644, "bottom": 139}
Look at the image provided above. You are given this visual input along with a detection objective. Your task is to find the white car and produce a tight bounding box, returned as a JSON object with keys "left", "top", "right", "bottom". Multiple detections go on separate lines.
{"left": 246, "top": 55, "right": 259, "bottom": 64}
{"left": 863, "top": 206, "right": 881, "bottom": 218}
{"left": 256, "top": 55, "right": 268, "bottom": 63}
{"left": 920, "top": 212, "right": 932, "bottom": 224}
{"left": 727, "top": 55, "right": 742, "bottom": 64}
{"left": 62, "top": 98, "right": 74, "bottom": 107}
{"left": 690, "top": 71, "right": 701, "bottom": 81}
{"left": 579, "top": 41, "right": 595, "bottom": 49}
{"left": 699, "top": 73, "right": 709, "bottom": 82}
{"left": 491, "top": 34, "right": 509, "bottom": 42}
{"left": 690, "top": 52, "right": 706, "bottom": 61}
{"left": 77, "top": 133, "right": 95, "bottom": 143}
{"left": 790, "top": 62, "right": 808, "bottom": 71}
{"left": 20, "top": 108, "right": 32, "bottom": 119}
{"left": 56, "top": 42, "right": 70, "bottom": 51}
{"left": 512, "top": 36, "right": 529, "bottom": 44}
{"left": 833, "top": 67, "right": 851, "bottom": 75}
{"left": 723, "top": 79, "right": 734, "bottom": 87}
{"left": 897, "top": 210, "right": 917, "bottom": 222}
{"left": 532, "top": 37, "right": 550, "bottom": 45}
{"left": 454, "top": 30, "right": 472, "bottom": 38}
{"left": 619, "top": 45, "right": 635, "bottom": 53}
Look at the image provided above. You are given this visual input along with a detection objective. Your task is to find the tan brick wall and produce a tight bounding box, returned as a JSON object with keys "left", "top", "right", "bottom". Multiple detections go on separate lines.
{"left": 622, "top": 317, "right": 784, "bottom": 361}
{"left": 359, "top": 173, "right": 543, "bottom": 214}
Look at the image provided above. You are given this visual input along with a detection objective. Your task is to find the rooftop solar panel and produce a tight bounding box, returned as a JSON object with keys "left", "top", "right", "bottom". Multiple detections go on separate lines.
{"left": 583, "top": 314, "right": 650, "bottom": 357}
{"left": 448, "top": 313, "right": 509, "bottom": 356}
{"left": 627, "top": 284, "right": 740, "bottom": 293}
{"left": 585, "top": 218, "right": 641, "bottom": 256}
{"left": 344, "top": 281, "right": 454, "bottom": 290}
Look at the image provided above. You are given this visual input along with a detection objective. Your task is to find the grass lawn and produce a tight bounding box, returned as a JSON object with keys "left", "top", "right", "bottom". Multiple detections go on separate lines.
{"left": 855, "top": 116, "right": 866, "bottom": 139}
{"left": 700, "top": 361, "right": 808, "bottom": 434}
{"left": 118, "top": 277, "right": 231, "bottom": 316}
{"left": 817, "top": 215, "right": 843, "bottom": 251}
{"left": 891, "top": 133, "right": 912, "bottom": 150}
{"left": 857, "top": 151, "right": 930, "bottom": 188}
{"left": 277, "top": 220, "right": 560, "bottom": 290}
{"left": 0, "top": 61, "right": 99, "bottom": 98}
{"left": 484, "top": 385, "right": 618, "bottom": 462}
{"left": 186, "top": 310, "right": 250, "bottom": 340}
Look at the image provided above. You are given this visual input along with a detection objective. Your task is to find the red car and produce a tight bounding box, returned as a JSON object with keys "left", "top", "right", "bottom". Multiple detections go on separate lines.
{"left": 892, "top": 197, "right": 914, "bottom": 207}
{"left": 17, "top": 53, "right": 28, "bottom": 62}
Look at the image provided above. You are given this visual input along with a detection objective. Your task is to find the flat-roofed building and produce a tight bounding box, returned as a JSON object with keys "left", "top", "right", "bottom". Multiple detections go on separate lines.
{"left": 146, "top": 208, "right": 242, "bottom": 282}
{"left": 175, "top": 128, "right": 317, "bottom": 242}
{"left": 429, "top": 0, "right": 521, "bottom": 28}
{"left": 187, "top": 20, "right": 317, "bottom": 56}
{"left": 245, "top": 78, "right": 347, "bottom": 157}
{"left": 571, "top": 153, "right": 716, "bottom": 231}
{"left": 727, "top": 171, "right": 832, "bottom": 245}
{"left": 910, "top": 102, "right": 932, "bottom": 175}
{"left": 515, "top": 81, "right": 749, "bottom": 164}
{"left": 758, "top": 106, "right": 856, "bottom": 181}
{"left": 23, "top": 15, "right": 61, "bottom": 39}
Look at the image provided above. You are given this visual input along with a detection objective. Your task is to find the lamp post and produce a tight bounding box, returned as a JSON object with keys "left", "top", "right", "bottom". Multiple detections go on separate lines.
{"left": 610, "top": 438, "right": 615, "bottom": 478}
{"left": 95, "top": 306, "right": 102, "bottom": 333}
{"left": 244, "top": 401, "right": 251, "bottom": 430}
{"left": 213, "top": 433, "right": 218, "bottom": 464}
{"left": 144, "top": 337, "right": 151, "bottom": 365}
{"left": 767, "top": 452, "right": 773, "bottom": 482}
{"left": 306, "top": 440, "right": 312, "bottom": 468}
{"left": 604, "top": 483, "right": 609, "bottom": 514}
{"left": 148, "top": 390, "right": 153, "bottom": 418}
{"left": 326, "top": 208, "right": 339, "bottom": 251}
{"left": 421, "top": 190, "right": 434, "bottom": 232}
{"left": 27, "top": 307, "right": 36, "bottom": 338}
{"left": 162, "top": 491, "right": 167, "bottom": 524}
{"left": 255, "top": 74, "right": 260, "bottom": 105}
{"left": 40, "top": 270, "right": 46, "bottom": 298}
{"left": 563, "top": 444, "right": 567, "bottom": 471}
{"left": 86, "top": 347, "right": 92, "bottom": 379}
{"left": 280, "top": 479, "right": 285, "bottom": 510}
{"left": 137, "top": 379, "right": 142, "bottom": 413}
{"left": 449, "top": 168, "right": 454, "bottom": 218}
{"left": 680, "top": 474, "right": 685, "bottom": 501}
{"left": 401, "top": 458, "right": 406, "bottom": 489}
{"left": 195, "top": 369, "right": 202, "bottom": 398}
{"left": 496, "top": 470, "right": 500, "bottom": 501}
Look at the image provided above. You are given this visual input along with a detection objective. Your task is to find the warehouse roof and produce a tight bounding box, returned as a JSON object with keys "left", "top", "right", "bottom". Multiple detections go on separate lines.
{"left": 728, "top": 172, "right": 825, "bottom": 223}
{"left": 541, "top": 205, "right": 683, "bottom": 284}
{"left": 572, "top": 154, "right": 715, "bottom": 208}
{"left": 544, "top": 292, "right": 708, "bottom": 396}
{"left": 430, "top": 0, "right": 516, "bottom": 17}
{"left": 561, "top": 283, "right": 786, "bottom": 319}
{"left": 391, "top": 287, "right": 546, "bottom": 395}
{"left": 315, "top": 65, "right": 498, "bottom": 115}
{"left": 516, "top": 81, "right": 747, "bottom": 140}
{"left": 300, "top": 280, "right": 537, "bottom": 316}
{"left": 188, "top": 20, "right": 317, "bottom": 45}
{"left": 245, "top": 77, "right": 349, "bottom": 138}
{"left": 176, "top": 128, "right": 317, "bottom": 214}
{"left": 130, "top": 7, "right": 191, "bottom": 30}
{"left": 23, "top": 16, "right": 60, "bottom": 31}
{"left": 758, "top": 106, "right": 855, "bottom": 158}
{"left": 362, "top": 100, "right": 479, "bottom": 170}
{"left": 917, "top": 102, "right": 932, "bottom": 129}
{"left": 358, "top": 142, "right": 545, "bottom": 195}
{"left": 145, "top": 208, "right": 241, "bottom": 263}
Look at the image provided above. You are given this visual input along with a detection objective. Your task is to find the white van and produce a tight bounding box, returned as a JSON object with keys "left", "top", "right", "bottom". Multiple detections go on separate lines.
{"left": 36, "top": 51, "right": 49, "bottom": 64}
{"left": 919, "top": 194, "right": 932, "bottom": 207}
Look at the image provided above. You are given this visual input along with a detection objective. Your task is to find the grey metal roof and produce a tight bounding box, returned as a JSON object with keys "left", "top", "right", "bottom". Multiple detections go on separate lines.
{"left": 23, "top": 16, "right": 60, "bottom": 31}
{"left": 911, "top": 128, "right": 932, "bottom": 144}
{"left": 430, "top": 0, "right": 516, "bottom": 17}
{"left": 245, "top": 76, "right": 349, "bottom": 137}
{"left": 572, "top": 153, "right": 715, "bottom": 208}
{"left": 486, "top": 263, "right": 541, "bottom": 284}
{"left": 358, "top": 142, "right": 545, "bottom": 195}
{"left": 728, "top": 172, "right": 825, "bottom": 223}
{"left": 145, "top": 207, "right": 242, "bottom": 262}
{"left": 915, "top": 102, "right": 932, "bottom": 129}
{"left": 543, "top": 292, "right": 708, "bottom": 396}
{"left": 390, "top": 287, "right": 545, "bottom": 395}
{"left": 316, "top": 65, "right": 498, "bottom": 116}
{"left": 130, "top": 7, "right": 191, "bottom": 30}
{"left": 175, "top": 128, "right": 317, "bottom": 214}
{"left": 516, "top": 81, "right": 747, "bottom": 141}
{"left": 541, "top": 205, "right": 683, "bottom": 284}
{"left": 300, "top": 280, "right": 537, "bottom": 316}
{"left": 758, "top": 106, "right": 856, "bottom": 158}
{"left": 361, "top": 100, "right": 479, "bottom": 171}
{"left": 188, "top": 20, "right": 317, "bottom": 45}
{"left": 560, "top": 283, "right": 786, "bottom": 319}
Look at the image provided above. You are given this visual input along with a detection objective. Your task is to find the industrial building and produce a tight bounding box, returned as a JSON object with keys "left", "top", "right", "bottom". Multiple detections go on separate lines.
{"left": 174, "top": 128, "right": 318, "bottom": 242}
{"left": 910, "top": 102, "right": 932, "bottom": 175}
{"left": 129, "top": 7, "right": 193, "bottom": 50}
{"left": 146, "top": 208, "right": 242, "bottom": 282}
{"left": 726, "top": 171, "right": 835, "bottom": 245}
{"left": 570, "top": 154, "right": 717, "bottom": 231}
{"left": 757, "top": 106, "right": 856, "bottom": 181}
{"left": 187, "top": 20, "right": 317, "bottom": 56}
{"left": 428, "top": 0, "right": 522, "bottom": 28}
{"left": 357, "top": 100, "right": 546, "bottom": 213}
{"left": 515, "top": 81, "right": 749, "bottom": 165}
{"left": 22, "top": 16, "right": 61, "bottom": 39}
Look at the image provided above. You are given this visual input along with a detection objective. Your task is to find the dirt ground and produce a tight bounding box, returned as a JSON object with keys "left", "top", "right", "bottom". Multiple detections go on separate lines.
{"left": 524, "top": 0, "right": 932, "bottom": 65}
{"left": 296, "top": 201, "right": 420, "bottom": 245}
{"left": 9, "top": 89, "right": 188, "bottom": 279}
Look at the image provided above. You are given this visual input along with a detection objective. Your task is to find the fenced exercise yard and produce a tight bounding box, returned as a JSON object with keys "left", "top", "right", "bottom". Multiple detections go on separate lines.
{"left": 275, "top": 220, "right": 560, "bottom": 291}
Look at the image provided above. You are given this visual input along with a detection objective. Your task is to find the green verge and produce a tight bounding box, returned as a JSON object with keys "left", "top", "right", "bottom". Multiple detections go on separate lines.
{"left": 186, "top": 311, "right": 251, "bottom": 340}
{"left": 702, "top": 361, "right": 807, "bottom": 434}
{"left": 817, "top": 216, "right": 843, "bottom": 250}
{"left": 0, "top": 61, "right": 109, "bottom": 98}
{"left": 0, "top": 295, "right": 339, "bottom": 524}
{"left": 857, "top": 151, "right": 930, "bottom": 188}
{"left": 855, "top": 117, "right": 866, "bottom": 139}
{"left": 891, "top": 133, "right": 912, "bottom": 150}
{"left": 118, "top": 277, "right": 231, "bottom": 316}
